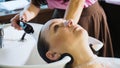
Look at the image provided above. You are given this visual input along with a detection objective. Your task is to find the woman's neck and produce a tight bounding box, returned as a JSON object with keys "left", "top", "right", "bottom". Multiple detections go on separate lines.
{"left": 72, "top": 52, "right": 97, "bottom": 67}
{"left": 71, "top": 43, "right": 100, "bottom": 68}
{"left": 73, "top": 55, "right": 98, "bottom": 68}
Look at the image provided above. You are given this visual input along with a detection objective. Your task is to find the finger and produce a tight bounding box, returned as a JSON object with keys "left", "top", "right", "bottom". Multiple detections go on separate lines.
{"left": 20, "top": 13, "right": 27, "bottom": 22}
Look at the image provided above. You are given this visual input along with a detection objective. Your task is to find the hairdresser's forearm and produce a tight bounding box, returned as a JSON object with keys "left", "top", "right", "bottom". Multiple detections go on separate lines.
{"left": 64, "top": 0, "right": 85, "bottom": 24}
{"left": 20, "top": 3, "right": 40, "bottom": 21}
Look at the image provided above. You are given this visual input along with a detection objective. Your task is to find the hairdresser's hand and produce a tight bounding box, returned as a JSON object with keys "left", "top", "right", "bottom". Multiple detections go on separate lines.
{"left": 10, "top": 14, "right": 23, "bottom": 30}
{"left": 11, "top": 3, "right": 40, "bottom": 30}
{"left": 10, "top": 11, "right": 28, "bottom": 30}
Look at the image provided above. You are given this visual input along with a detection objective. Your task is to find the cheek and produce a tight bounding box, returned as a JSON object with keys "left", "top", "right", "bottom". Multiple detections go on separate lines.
{"left": 55, "top": 32, "right": 75, "bottom": 45}
{"left": 59, "top": 28, "right": 73, "bottom": 36}
{"left": 57, "top": 29, "right": 74, "bottom": 39}
{"left": 52, "top": 28, "right": 77, "bottom": 45}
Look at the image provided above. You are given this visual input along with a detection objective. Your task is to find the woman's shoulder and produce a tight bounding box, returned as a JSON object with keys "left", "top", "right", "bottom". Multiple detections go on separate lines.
{"left": 97, "top": 57, "right": 120, "bottom": 68}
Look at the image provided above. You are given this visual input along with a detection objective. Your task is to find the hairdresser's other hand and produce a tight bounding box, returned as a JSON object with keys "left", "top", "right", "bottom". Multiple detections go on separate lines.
{"left": 10, "top": 11, "right": 28, "bottom": 30}
{"left": 10, "top": 14, "right": 23, "bottom": 30}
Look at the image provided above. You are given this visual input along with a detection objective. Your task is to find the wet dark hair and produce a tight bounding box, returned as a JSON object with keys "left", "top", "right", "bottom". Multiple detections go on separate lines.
{"left": 37, "top": 29, "right": 73, "bottom": 68}
{"left": 32, "top": 0, "right": 69, "bottom": 7}
{"left": 37, "top": 29, "right": 52, "bottom": 63}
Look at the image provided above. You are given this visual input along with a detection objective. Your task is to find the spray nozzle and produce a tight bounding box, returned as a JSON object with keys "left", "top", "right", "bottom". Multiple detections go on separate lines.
{"left": 17, "top": 20, "right": 34, "bottom": 41}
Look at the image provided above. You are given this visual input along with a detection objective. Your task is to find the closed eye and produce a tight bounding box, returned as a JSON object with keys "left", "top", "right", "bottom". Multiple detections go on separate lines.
{"left": 54, "top": 25, "right": 59, "bottom": 32}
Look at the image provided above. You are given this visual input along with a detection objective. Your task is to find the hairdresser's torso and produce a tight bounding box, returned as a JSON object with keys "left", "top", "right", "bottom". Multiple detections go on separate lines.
{"left": 32, "top": 0, "right": 97, "bottom": 9}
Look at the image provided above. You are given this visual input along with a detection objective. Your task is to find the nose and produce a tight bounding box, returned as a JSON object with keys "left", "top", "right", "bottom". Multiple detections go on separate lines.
{"left": 64, "top": 20, "right": 74, "bottom": 27}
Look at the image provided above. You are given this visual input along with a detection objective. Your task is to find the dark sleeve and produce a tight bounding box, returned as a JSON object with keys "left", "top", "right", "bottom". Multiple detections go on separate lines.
{"left": 31, "top": 0, "right": 47, "bottom": 7}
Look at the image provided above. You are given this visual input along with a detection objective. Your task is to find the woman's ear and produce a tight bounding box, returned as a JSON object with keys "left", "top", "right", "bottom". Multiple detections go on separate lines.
{"left": 46, "top": 51, "right": 61, "bottom": 61}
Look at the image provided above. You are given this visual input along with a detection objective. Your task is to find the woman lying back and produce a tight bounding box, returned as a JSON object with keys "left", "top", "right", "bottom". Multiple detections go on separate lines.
{"left": 37, "top": 18, "right": 120, "bottom": 68}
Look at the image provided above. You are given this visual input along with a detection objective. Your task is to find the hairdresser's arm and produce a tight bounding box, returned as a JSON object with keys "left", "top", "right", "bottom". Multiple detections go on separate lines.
{"left": 19, "top": 2, "right": 40, "bottom": 22}
{"left": 64, "top": 0, "right": 85, "bottom": 24}
{"left": 13, "top": 2, "right": 40, "bottom": 21}
{"left": 11, "top": 1, "right": 40, "bottom": 30}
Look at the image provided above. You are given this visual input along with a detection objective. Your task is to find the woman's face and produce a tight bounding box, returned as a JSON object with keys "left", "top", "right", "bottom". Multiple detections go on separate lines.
{"left": 41, "top": 19, "right": 88, "bottom": 53}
